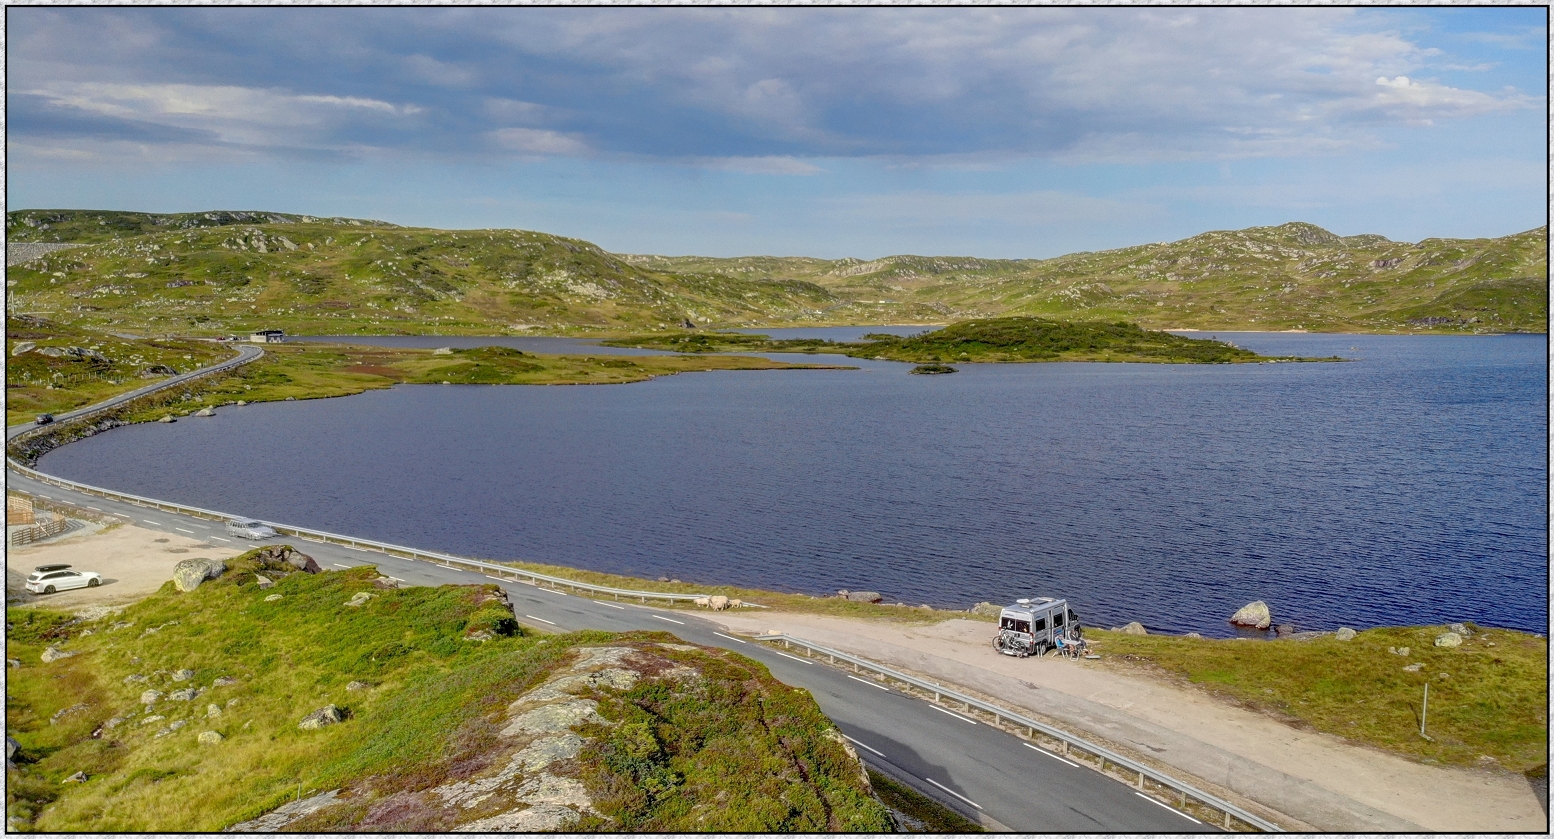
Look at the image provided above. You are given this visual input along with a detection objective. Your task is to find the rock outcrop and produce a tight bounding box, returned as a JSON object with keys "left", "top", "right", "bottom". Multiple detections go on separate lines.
{"left": 1335, "top": 627, "right": 1357, "bottom": 641}
{"left": 1229, "top": 601, "right": 1272, "bottom": 630}
{"left": 1117, "top": 621, "right": 1148, "bottom": 635}
{"left": 298, "top": 705, "right": 345, "bottom": 731}
{"left": 40, "top": 646, "right": 76, "bottom": 663}
{"left": 845, "top": 591, "right": 882, "bottom": 604}
{"left": 1434, "top": 632, "right": 1463, "bottom": 648}
{"left": 172, "top": 558, "right": 226, "bottom": 592}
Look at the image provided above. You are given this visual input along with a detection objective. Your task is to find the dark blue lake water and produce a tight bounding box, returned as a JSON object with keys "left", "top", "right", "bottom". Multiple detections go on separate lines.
{"left": 41, "top": 331, "right": 1548, "bottom": 636}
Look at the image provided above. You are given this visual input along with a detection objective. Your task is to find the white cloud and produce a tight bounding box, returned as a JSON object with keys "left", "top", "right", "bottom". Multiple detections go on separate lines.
{"left": 695, "top": 156, "right": 823, "bottom": 175}
{"left": 488, "top": 127, "right": 589, "bottom": 156}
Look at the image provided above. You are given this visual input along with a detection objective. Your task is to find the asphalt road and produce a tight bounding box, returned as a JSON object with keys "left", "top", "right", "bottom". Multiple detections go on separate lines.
{"left": 5, "top": 346, "right": 1213, "bottom": 832}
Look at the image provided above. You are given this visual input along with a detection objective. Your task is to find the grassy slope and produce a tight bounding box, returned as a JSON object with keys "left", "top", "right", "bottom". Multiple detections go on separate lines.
{"left": 631, "top": 222, "right": 1549, "bottom": 333}
{"left": 1086, "top": 625, "right": 1547, "bottom": 773}
{"left": 4, "top": 550, "right": 890, "bottom": 832}
{"left": 5, "top": 316, "right": 228, "bottom": 425}
{"left": 10, "top": 211, "right": 1543, "bottom": 334}
{"left": 604, "top": 316, "right": 1334, "bottom": 364}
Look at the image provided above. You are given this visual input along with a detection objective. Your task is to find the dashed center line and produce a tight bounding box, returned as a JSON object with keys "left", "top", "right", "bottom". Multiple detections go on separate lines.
{"left": 523, "top": 614, "right": 557, "bottom": 626}
{"left": 650, "top": 615, "right": 685, "bottom": 625}
{"left": 210, "top": 536, "right": 231, "bottom": 543}
{"left": 1024, "top": 742, "right": 1079, "bottom": 768}
{"left": 86, "top": 506, "right": 103, "bottom": 512}
{"left": 142, "top": 520, "right": 164, "bottom": 526}
{"left": 712, "top": 631, "right": 747, "bottom": 644}
{"left": 593, "top": 601, "right": 626, "bottom": 610}
{"left": 533, "top": 587, "right": 568, "bottom": 597}
{"left": 773, "top": 651, "right": 812, "bottom": 665}
{"left": 484, "top": 575, "right": 507, "bottom": 582}
{"left": 926, "top": 778, "right": 982, "bottom": 810}
{"left": 1136, "top": 792, "right": 1202, "bottom": 824}
{"left": 332, "top": 563, "right": 351, "bottom": 569}
{"left": 929, "top": 705, "right": 978, "bottom": 725}
{"left": 191, "top": 523, "right": 210, "bottom": 529}
{"left": 842, "top": 735, "right": 884, "bottom": 757}
{"left": 38, "top": 495, "right": 52, "bottom": 500}
{"left": 847, "top": 674, "right": 891, "bottom": 692}
{"left": 175, "top": 527, "right": 195, "bottom": 534}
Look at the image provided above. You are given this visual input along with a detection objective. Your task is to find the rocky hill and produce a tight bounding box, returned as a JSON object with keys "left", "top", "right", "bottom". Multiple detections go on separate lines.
{"left": 5, "top": 547, "right": 891, "bottom": 832}
{"left": 6, "top": 210, "right": 1545, "bottom": 333}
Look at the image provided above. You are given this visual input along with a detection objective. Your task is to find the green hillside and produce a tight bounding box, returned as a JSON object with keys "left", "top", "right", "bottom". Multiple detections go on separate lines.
{"left": 7, "top": 211, "right": 1545, "bottom": 334}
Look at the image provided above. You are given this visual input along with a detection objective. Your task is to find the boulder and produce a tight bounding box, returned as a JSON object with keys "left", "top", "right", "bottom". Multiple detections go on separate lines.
{"left": 197, "top": 731, "right": 223, "bottom": 745}
{"left": 11, "top": 341, "right": 36, "bottom": 356}
{"left": 970, "top": 602, "right": 1002, "bottom": 618}
{"left": 846, "top": 591, "right": 883, "bottom": 603}
{"left": 1229, "top": 601, "right": 1272, "bottom": 630}
{"left": 140, "top": 690, "right": 163, "bottom": 705}
{"left": 158, "top": 415, "right": 176, "bottom": 423}
{"left": 172, "top": 558, "right": 226, "bottom": 592}
{"left": 254, "top": 574, "right": 274, "bottom": 590}
{"left": 193, "top": 407, "right": 215, "bottom": 417}
{"left": 168, "top": 688, "right": 200, "bottom": 702}
{"left": 1448, "top": 622, "right": 1473, "bottom": 637}
{"left": 1182, "top": 632, "right": 1203, "bottom": 639}
{"left": 285, "top": 396, "right": 296, "bottom": 401}
{"left": 286, "top": 551, "right": 320, "bottom": 574}
{"left": 1402, "top": 662, "right": 1424, "bottom": 672}
{"left": 141, "top": 715, "right": 166, "bottom": 725}
{"left": 1434, "top": 632, "right": 1463, "bottom": 648}
{"left": 1334, "top": 627, "right": 1357, "bottom": 641}
{"left": 344, "top": 592, "right": 374, "bottom": 607}
{"left": 213, "top": 676, "right": 238, "bottom": 687}
{"left": 7, "top": 736, "right": 20, "bottom": 765}
{"left": 206, "top": 704, "right": 222, "bottom": 718}
{"left": 123, "top": 674, "right": 147, "bottom": 684}
{"left": 298, "top": 705, "right": 344, "bottom": 731}
{"left": 139, "top": 365, "right": 178, "bottom": 377}
{"left": 172, "top": 669, "right": 195, "bottom": 682}
{"left": 345, "top": 681, "right": 372, "bottom": 692}
{"left": 1117, "top": 621, "right": 1148, "bottom": 636}
{"left": 61, "top": 771, "right": 88, "bottom": 784}
{"left": 708, "top": 595, "right": 729, "bottom": 611}
{"left": 40, "top": 646, "right": 76, "bottom": 663}
{"left": 264, "top": 594, "right": 283, "bottom": 602}
{"left": 235, "top": 400, "right": 247, "bottom": 406}
{"left": 372, "top": 576, "right": 398, "bottom": 589}
{"left": 1274, "top": 624, "right": 1296, "bottom": 638}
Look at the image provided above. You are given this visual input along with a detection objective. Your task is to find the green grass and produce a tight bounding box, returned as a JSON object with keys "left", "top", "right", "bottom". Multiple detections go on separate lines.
{"left": 4, "top": 548, "right": 890, "bottom": 832}
{"left": 1087, "top": 625, "right": 1548, "bottom": 772}
{"left": 606, "top": 316, "right": 1336, "bottom": 364}
{"left": 867, "top": 769, "right": 984, "bottom": 832}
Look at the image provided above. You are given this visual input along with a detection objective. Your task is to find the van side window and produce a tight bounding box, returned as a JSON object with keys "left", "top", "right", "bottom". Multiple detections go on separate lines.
{"left": 1053, "top": 612, "right": 1065, "bottom": 627}
{"left": 1034, "top": 617, "right": 1047, "bottom": 631}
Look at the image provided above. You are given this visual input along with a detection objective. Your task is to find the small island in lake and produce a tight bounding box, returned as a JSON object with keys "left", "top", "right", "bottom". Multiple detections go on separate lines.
{"left": 604, "top": 316, "right": 1344, "bottom": 364}
{"left": 909, "top": 364, "right": 958, "bottom": 374}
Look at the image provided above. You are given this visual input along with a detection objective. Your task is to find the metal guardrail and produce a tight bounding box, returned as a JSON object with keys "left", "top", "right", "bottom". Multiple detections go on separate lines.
{"left": 754, "top": 633, "right": 1283, "bottom": 833}
{"left": 5, "top": 458, "right": 744, "bottom": 606}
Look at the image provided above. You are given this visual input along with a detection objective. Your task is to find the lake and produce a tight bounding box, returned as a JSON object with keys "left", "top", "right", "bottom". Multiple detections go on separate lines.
{"left": 41, "top": 330, "right": 1548, "bottom": 635}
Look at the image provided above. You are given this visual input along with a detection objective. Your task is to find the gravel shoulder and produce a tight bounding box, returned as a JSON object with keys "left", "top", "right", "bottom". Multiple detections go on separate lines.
{"left": 6, "top": 524, "right": 241, "bottom": 609}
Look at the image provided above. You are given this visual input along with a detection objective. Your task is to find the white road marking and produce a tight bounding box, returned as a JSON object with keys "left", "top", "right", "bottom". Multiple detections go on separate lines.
{"left": 388, "top": 577, "right": 405, "bottom": 583}
{"left": 712, "top": 631, "right": 747, "bottom": 644}
{"left": 1136, "top": 792, "right": 1202, "bottom": 824}
{"left": 774, "top": 651, "right": 812, "bottom": 665}
{"left": 484, "top": 575, "right": 507, "bottom": 582}
{"left": 847, "top": 675, "right": 891, "bottom": 692}
{"left": 593, "top": 601, "right": 626, "bottom": 610}
{"left": 929, "top": 705, "right": 978, "bottom": 725}
{"left": 175, "top": 527, "right": 195, "bottom": 534}
{"left": 191, "top": 523, "right": 210, "bottom": 529}
{"left": 1025, "top": 742, "right": 1079, "bottom": 767}
{"left": 86, "top": 506, "right": 103, "bottom": 512}
{"left": 210, "top": 536, "right": 231, "bottom": 543}
{"left": 650, "top": 615, "right": 685, "bottom": 625}
{"left": 38, "top": 495, "right": 52, "bottom": 500}
{"left": 142, "top": 520, "right": 164, "bottom": 526}
{"left": 926, "top": 778, "right": 982, "bottom": 810}
{"left": 524, "top": 615, "right": 557, "bottom": 626}
{"left": 533, "top": 587, "right": 567, "bottom": 597}
{"left": 843, "top": 735, "right": 884, "bottom": 757}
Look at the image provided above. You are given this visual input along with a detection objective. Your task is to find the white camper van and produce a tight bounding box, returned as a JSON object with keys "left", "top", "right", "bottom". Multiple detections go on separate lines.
{"left": 993, "top": 597, "right": 1082, "bottom": 658}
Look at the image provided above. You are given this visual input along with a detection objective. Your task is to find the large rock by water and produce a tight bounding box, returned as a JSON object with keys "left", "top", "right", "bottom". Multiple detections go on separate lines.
{"left": 1434, "top": 632, "right": 1463, "bottom": 648}
{"left": 1117, "top": 621, "right": 1148, "bottom": 635}
{"left": 172, "top": 558, "right": 226, "bottom": 592}
{"left": 970, "top": 601, "right": 1002, "bottom": 618}
{"left": 1229, "top": 601, "right": 1272, "bottom": 630}
{"left": 1335, "top": 627, "right": 1357, "bottom": 641}
{"left": 846, "top": 591, "right": 883, "bottom": 603}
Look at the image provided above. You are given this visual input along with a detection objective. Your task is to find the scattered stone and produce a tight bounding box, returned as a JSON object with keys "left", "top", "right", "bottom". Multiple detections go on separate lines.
{"left": 1448, "top": 622, "right": 1473, "bottom": 637}
{"left": 140, "top": 690, "right": 163, "bottom": 705}
{"left": 168, "top": 720, "right": 186, "bottom": 732}
{"left": 140, "top": 715, "right": 166, "bottom": 726}
{"left": 433, "top": 347, "right": 454, "bottom": 355}
{"left": 1182, "top": 632, "right": 1203, "bottom": 639}
{"left": 1229, "top": 601, "right": 1272, "bottom": 630}
{"left": 172, "top": 557, "right": 226, "bottom": 592}
{"left": 1436, "top": 672, "right": 1450, "bottom": 680}
{"left": 846, "top": 591, "right": 883, "bottom": 603}
{"left": 1335, "top": 627, "right": 1357, "bottom": 641}
{"left": 1434, "top": 632, "right": 1463, "bottom": 648}
{"left": 50, "top": 704, "right": 88, "bottom": 725}
{"left": 5, "top": 736, "right": 17, "bottom": 765}
{"left": 104, "top": 717, "right": 124, "bottom": 730}
{"left": 227, "top": 698, "right": 240, "bottom": 707}
{"left": 1117, "top": 621, "right": 1148, "bottom": 636}
{"left": 197, "top": 730, "right": 223, "bottom": 745}
{"left": 109, "top": 621, "right": 134, "bottom": 631}
{"left": 168, "top": 688, "right": 200, "bottom": 702}
{"left": 11, "top": 341, "right": 36, "bottom": 356}
{"left": 254, "top": 574, "right": 274, "bottom": 590}
{"left": 1389, "top": 646, "right": 1411, "bottom": 657}
{"left": 372, "top": 576, "right": 399, "bottom": 589}
{"left": 236, "top": 400, "right": 247, "bottom": 406}
{"left": 344, "top": 591, "right": 375, "bottom": 607}
{"left": 285, "top": 396, "right": 296, "bottom": 401}
{"left": 1402, "top": 662, "right": 1424, "bottom": 672}
{"left": 345, "top": 681, "right": 372, "bottom": 692}
{"left": 205, "top": 703, "right": 223, "bottom": 718}
{"left": 1274, "top": 623, "right": 1296, "bottom": 637}
{"left": 158, "top": 416, "right": 176, "bottom": 423}
{"left": 670, "top": 578, "right": 682, "bottom": 584}
{"left": 61, "top": 771, "right": 88, "bottom": 784}
{"left": 7, "top": 659, "right": 20, "bottom": 668}
{"left": 193, "top": 407, "right": 216, "bottom": 417}
{"left": 172, "top": 669, "right": 195, "bottom": 682}
{"left": 212, "top": 676, "right": 238, "bottom": 687}
{"left": 970, "top": 601, "right": 1002, "bottom": 618}
{"left": 40, "top": 647, "right": 76, "bottom": 663}
{"left": 123, "top": 674, "right": 148, "bottom": 684}
{"left": 1285, "top": 631, "right": 1329, "bottom": 641}
{"left": 299, "top": 705, "right": 344, "bottom": 730}
{"left": 657, "top": 576, "right": 669, "bottom": 582}
{"left": 264, "top": 594, "right": 283, "bottom": 602}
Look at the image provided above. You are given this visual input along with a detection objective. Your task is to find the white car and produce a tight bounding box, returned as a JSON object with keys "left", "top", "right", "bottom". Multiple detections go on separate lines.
{"left": 25, "top": 565, "right": 101, "bottom": 594}
{"left": 226, "top": 519, "right": 278, "bottom": 540}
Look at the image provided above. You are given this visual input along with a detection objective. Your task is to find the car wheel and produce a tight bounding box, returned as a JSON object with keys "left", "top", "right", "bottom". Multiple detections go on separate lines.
{"left": 44, "top": 585, "right": 55, "bottom": 594}
{"left": 88, "top": 578, "right": 100, "bottom": 587}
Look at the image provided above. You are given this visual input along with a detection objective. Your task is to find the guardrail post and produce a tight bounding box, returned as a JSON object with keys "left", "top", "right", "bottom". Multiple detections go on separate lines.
{"left": 1224, "top": 810, "right": 1232, "bottom": 830}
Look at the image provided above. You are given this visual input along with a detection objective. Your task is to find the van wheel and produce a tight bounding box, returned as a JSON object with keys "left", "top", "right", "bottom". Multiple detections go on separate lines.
{"left": 44, "top": 585, "right": 55, "bottom": 594}
{"left": 88, "top": 579, "right": 100, "bottom": 587}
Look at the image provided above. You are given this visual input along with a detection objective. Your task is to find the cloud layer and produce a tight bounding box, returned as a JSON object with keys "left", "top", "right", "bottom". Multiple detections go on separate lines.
{"left": 10, "top": 8, "right": 1541, "bottom": 168}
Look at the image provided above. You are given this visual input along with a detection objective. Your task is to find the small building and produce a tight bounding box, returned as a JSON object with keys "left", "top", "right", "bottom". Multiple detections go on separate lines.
{"left": 249, "top": 329, "right": 286, "bottom": 344}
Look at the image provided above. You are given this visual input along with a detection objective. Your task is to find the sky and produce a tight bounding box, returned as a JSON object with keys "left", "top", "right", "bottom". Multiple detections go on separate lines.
{"left": 6, "top": 6, "right": 1547, "bottom": 259}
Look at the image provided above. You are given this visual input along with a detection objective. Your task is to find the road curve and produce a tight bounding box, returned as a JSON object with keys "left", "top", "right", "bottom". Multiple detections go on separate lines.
{"left": 5, "top": 342, "right": 1216, "bottom": 832}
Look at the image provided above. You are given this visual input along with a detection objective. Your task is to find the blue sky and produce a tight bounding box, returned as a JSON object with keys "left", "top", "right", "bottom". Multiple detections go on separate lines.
{"left": 8, "top": 7, "right": 1546, "bottom": 258}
